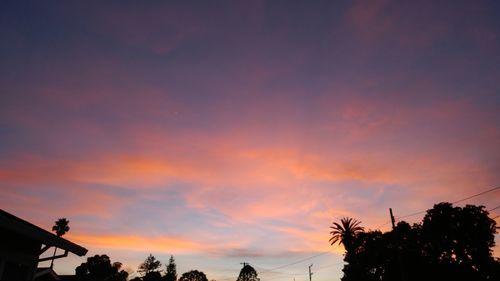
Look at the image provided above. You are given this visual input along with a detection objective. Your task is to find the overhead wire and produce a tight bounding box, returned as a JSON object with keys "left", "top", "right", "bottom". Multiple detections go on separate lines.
{"left": 374, "top": 185, "right": 500, "bottom": 229}
{"left": 258, "top": 260, "right": 344, "bottom": 281}
{"left": 314, "top": 261, "right": 345, "bottom": 271}
{"left": 488, "top": 205, "right": 500, "bottom": 212}
{"left": 451, "top": 185, "right": 500, "bottom": 204}
{"left": 218, "top": 185, "right": 499, "bottom": 281}
{"left": 257, "top": 251, "right": 331, "bottom": 275}
{"left": 216, "top": 252, "right": 335, "bottom": 281}
{"left": 488, "top": 205, "right": 500, "bottom": 221}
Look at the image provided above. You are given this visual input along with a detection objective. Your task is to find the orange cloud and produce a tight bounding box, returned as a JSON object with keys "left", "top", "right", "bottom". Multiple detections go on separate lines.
{"left": 65, "top": 232, "right": 252, "bottom": 257}
{"left": 2, "top": 86, "right": 498, "bottom": 261}
{"left": 2, "top": 111, "right": 497, "bottom": 228}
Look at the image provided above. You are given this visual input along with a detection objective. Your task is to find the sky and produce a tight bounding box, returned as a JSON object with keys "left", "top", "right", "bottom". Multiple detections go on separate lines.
{"left": 0, "top": 0, "right": 499, "bottom": 280}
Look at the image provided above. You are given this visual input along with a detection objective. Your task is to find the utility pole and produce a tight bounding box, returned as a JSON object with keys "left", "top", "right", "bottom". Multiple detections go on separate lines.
{"left": 240, "top": 262, "right": 249, "bottom": 267}
{"left": 390, "top": 208, "right": 396, "bottom": 229}
{"left": 308, "top": 264, "right": 313, "bottom": 281}
{"left": 389, "top": 208, "right": 407, "bottom": 281}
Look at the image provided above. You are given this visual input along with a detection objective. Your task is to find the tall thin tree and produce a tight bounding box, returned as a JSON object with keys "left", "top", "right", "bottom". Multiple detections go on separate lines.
{"left": 165, "top": 255, "right": 177, "bottom": 281}
{"left": 50, "top": 218, "right": 70, "bottom": 268}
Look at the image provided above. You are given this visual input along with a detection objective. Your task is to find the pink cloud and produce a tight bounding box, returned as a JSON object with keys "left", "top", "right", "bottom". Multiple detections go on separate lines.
{"left": 3, "top": 93, "right": 498, "bottom": 214}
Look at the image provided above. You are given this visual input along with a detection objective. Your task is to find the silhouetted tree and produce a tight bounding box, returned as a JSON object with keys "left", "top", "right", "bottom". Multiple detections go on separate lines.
{"left": 420, "top": 203, "right": 497, "bottom": 280}
{"left": 138, "top": 254, "right": 162, "bottom": 276}
{"left": 179, "top": 270, "right": 208, "bottom": 281}
{"left": 164, "top": 255, "right": 177, "bottom": 281}
{"left": 341, "top": 230, "right": 388, "bottom": 281}
{"left": 329, "top": 217, "right": 364, "bottom": 255}
{"left": 236, "top": 265, "right": 259, "bottom": 281}
{"left": 144, "top": 271, "right": 163, "bottom": 281}
{"left": 50, "top": 218, "right": 70, "bottom": 268}
{"left": 52, "top": 218, "right": 70, "bottom": 236}
{"left": 111, "top": 262, "right": 129, "bottom": 281}
{"left": 336, "top": 202, "right": 499, "bottom": 281}
{"left": 75, "top": 254, "right": 128, "bottom": 281}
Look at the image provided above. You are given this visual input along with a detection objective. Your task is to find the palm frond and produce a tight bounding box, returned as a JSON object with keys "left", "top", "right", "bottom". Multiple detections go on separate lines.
{"left": 328, "top": 217, "right": 364, "bottom": 248}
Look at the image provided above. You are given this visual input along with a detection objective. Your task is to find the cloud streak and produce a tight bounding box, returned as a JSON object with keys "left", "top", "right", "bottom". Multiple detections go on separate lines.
{"left": 1, "top": 1, "right": 499, "bottom": 279}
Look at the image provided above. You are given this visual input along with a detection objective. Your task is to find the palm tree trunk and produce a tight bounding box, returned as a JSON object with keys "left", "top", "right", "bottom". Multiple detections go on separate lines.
{"left": 50, "top": 246, "right": 57, "bottom": 268}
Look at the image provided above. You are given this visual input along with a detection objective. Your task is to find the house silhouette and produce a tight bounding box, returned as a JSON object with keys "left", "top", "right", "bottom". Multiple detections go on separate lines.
{"left": 0, "top": 209, "right": 87, "bottom": 281}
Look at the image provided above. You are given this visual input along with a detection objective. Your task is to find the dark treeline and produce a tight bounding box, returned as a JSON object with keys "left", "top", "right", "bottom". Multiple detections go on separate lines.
{"left": 331, "top": 202, "right": 499, "bottom": 281}
{"left": 74, "top": 253, "right": 173, "bottom": 281}
{"left": 72, "top": 253, "right": 260, "bottom": 281}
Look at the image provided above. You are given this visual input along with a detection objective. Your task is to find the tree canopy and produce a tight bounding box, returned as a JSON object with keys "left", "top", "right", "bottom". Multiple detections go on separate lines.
{"left": 332, "top": 202, "right": 499, "bottom": 281}
{"left": 179, "top": 270, "right": 208, "bottom": 281}
{"left": 75, "top": 254, "right": 128, "bottom": 281}
{"left": 329, "top": 217, "right": 364, "bottom": 253}
{"left": 52, "top": 218, "right": 70, "bottom": 237}
{"left": 236, "top": 265, "right": 259, "bottom": 281}
{"left": 144, "top": 271, "right": 163, "bottom": 281}
{"left": 138, "top": 254, "right": 163, "bottom": 276}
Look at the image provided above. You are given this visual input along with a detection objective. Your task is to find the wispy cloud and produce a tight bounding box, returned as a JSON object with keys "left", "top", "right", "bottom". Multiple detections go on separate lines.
{"left": 1, "top": 0, "right": 499, "bottom": 278}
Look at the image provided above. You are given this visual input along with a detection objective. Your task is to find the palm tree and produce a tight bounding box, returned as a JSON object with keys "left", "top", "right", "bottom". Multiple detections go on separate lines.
{"left": 50, "top": 218, "right": 70, "bottom": 268}
{"left": 329, "top": 217, "right": 364, "bottom": 253}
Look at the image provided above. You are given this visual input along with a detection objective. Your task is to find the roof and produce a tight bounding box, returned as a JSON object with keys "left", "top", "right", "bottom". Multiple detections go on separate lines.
{"left": 0, "top": 209, "right": 88, "bottom": 256}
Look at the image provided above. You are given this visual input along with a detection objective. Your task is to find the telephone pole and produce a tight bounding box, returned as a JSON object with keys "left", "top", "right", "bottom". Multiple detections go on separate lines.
{"left": 308, "top": 264, "right": 313, "bottom": 281}
{"left": 389, "top": 208, "right": 407, "bottom": 281}
{"left": 389, "top": 208, "right": 396, "bottom": 229}
{"left": 240, "top": 262, "right": 249, "bottom": 267}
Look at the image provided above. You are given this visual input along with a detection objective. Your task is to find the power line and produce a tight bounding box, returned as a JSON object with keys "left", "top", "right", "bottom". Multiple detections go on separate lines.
{"left": 234, "top": 200, "right": 499, "bottom": 281}
{"left": 257, "top": 252, "right": 331, "bottom": 275}
{"left": 397, "top": 210, "right": 427, "bottom": 220}
{"left": 259, "top": 261, "right": 344, "bottom": 278}
{"left": 374, "top": 185, "right": 500, "bottom": 229}
{"left": 487, "top": 205, "right": 500, "bottom": 221}
{"left": 256, "top": 267, "right": 305, "bottom": 277}
{"left": 374, "top": 221, "right": 392, "bottom": 230}
{"left": 397, "top": 202, "right": 500, "bottom": 221}
{"left": 222, "top": 186, "right": 499, "bottom": 281}
{"left": 217, "top": 252, "right": 334, "bottom": 281}
{"left": 451, "top": 186, "right": 500, "bottom": 204}
{"left": 488, "top": 205, "right": 500, "bottom": 212}
{"left": 314, "top": 261, "right": 344, "bottom": 271}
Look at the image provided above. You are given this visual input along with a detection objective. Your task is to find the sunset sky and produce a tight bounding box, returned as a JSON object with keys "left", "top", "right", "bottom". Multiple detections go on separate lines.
{"left": 1, "top": 1, "right": 499, "bottom": 280}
